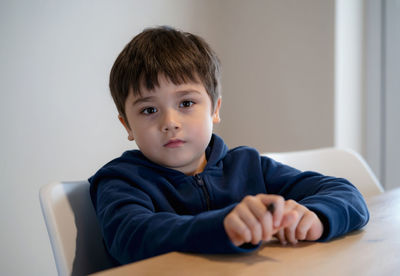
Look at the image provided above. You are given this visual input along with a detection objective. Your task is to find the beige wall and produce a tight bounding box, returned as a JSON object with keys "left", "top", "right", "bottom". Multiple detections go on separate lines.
{"left": 213, "top": 0, "right": 335, "bottom": 152}
{"left": 0, "top": 0, "right": 336, "bottom": 275}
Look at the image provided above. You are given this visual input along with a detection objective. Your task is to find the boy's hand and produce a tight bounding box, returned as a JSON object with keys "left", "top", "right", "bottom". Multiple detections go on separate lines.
{"left": 223, "top": 195, "right": 323, "bottom": 247}
{"left": 223, "top": 194, "right": 294, "bottom": 246}
{"left": 274, "top": 199, "right": 324, "bottom": 245}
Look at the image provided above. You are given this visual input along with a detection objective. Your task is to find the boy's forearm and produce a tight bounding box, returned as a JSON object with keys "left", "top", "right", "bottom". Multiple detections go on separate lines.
{"left": 97, "top": 201, "right": 254, "bottom": 264}
{"left": 300, "top": 185, "right": 369, "bottom": 241}
{"left": 262, "top": 157, "right": 369, "bottom": 240}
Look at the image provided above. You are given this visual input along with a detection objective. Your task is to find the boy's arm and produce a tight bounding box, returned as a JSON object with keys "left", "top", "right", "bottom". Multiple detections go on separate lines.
{"left": 261, "top": 156, "right": 370, "bottom": 241}
{"left": 91, "top": 179, "right": 254, "bottom": 265}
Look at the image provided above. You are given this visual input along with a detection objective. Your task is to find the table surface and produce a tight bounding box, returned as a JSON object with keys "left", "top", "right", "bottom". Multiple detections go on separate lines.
{"left": 93, "top": 188, "right": 400, "bottom": 276}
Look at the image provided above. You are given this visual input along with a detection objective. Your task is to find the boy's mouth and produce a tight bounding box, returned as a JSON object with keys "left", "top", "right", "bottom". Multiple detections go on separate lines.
{"left": 164, "top": 139, "right": 185, "bottom": 148}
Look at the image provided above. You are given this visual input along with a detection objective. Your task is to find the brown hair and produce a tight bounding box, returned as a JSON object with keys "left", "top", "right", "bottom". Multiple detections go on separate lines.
{"left": 109, "top": 26, "right": 221, "bottom": 125}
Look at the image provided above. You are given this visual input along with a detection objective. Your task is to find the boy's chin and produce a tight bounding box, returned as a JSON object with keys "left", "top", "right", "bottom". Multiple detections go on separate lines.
{"left": 163, "top": 160, "right": 202, "bottom": 175}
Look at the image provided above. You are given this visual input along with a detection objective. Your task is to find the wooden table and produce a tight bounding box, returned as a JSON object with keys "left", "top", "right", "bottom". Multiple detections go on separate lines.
{"left": 93, "top": 188, "right": 400, "bottom": 276}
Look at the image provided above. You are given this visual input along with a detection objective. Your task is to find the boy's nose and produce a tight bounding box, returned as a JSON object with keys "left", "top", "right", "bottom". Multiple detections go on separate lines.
{"left": 161, "top": 110, "right": 180, "bottom": 132}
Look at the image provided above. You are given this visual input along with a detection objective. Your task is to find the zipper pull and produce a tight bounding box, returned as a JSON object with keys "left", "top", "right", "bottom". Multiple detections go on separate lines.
{"left": 194, "top": 174, "right": 210, "bottom": 211}
{"left": 195, "top": 174, "right": 203, "bottom": 185}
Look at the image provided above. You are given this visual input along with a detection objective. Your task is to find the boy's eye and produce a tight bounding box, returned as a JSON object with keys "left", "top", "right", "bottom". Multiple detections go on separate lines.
{"left": 141, "top": 107, "right": 158, "bottom": 115}
{"left": 179, "top": 100, "right": 194, "bottom": 108}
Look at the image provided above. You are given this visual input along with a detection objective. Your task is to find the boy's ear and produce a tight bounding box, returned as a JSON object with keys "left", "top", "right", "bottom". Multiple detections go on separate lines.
{"left": 118, "top": 115, "right": 135, "bottom": 141}
{"left": 212, "top": 97, "right": 222, "bottom": 124}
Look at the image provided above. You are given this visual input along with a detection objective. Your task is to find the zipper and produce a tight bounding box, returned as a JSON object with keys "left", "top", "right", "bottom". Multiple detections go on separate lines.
{"left": 194, "top": 174, "right": 211, "bottom": 211}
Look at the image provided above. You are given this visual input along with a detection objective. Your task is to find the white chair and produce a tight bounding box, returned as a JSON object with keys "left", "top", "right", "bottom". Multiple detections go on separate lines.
{"left": 39, "top": 180, "right": 115, "bottom": 276}
{"left": 263, "top": 147, "right": 384, "bottom": 198}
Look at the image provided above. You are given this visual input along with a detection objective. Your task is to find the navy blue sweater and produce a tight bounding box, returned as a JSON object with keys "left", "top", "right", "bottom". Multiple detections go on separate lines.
{"left": 89, "top": 134, "right": 369, "bottom": 264}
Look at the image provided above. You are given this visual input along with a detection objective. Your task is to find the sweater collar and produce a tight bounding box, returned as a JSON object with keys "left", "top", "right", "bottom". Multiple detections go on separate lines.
{"left": 204, "top": 134, "right": 228, "bottom": 168}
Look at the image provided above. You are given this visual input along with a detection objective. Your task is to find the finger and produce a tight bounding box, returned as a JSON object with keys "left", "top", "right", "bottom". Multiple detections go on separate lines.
{"left": 236, "top": 203, "right": 262, "bottom": 244}
{"left": 296, "top": 212, "right": 315, "bottom": 241}
{"left": 283, "top": 208, "right": 302, "bottom": 245}
{"left": 242, "top": 196, "right": 278, "bottom": 243}
{"left": 260, "top": 211, "right": 273, "bottom": 241}
{"left": 285, "top": 223, "right": 298, "bottom": 245}
{"left": 257, "top": 194, "right": 285, "bottom": 228}
{"left": 275, "top": 229, "right": 287, "bottom": 245}
{"left": 280, "top": 210, "right": 298, "bottom": 228}
{"left": 243, "top": 196, "right": 273, "bottom": 241}
{"left": 305, "top": 213, "right": 324, "bottom": 241}
{"left": 228, "top": 230, "right": 245, "bottom": 247}
{"left": 244, "top": 196, "right": 269, "bottom": 224}
{"left": 224, "top": 213, "right": 251, "bottom": 246}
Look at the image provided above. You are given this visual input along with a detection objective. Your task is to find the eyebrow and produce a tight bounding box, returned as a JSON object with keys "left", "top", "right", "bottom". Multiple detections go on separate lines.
{"left": 132, "top": 90, "right": 202, "bottom": 106}
{"left": 132, "top": 96, "right": 156, "bottom": 106}
{"left": 175, "top": 90, "right": 202, "bottom": 97}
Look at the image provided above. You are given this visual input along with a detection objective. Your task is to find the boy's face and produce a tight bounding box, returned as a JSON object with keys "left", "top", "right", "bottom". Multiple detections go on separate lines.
{"left": 119, "top": 74, "right": 221, "bottom": 175}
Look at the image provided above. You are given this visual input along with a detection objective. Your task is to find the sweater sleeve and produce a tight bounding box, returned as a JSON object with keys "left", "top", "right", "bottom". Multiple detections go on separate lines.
{"left": 261, "top": 156, "right": 369, "bottom": 241}
{"left": 91, "top": 178, "right": 253, "bottom": 264}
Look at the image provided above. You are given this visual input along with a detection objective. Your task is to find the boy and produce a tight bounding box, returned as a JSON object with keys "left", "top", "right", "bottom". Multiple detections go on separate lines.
{"left": 89, "top": 26, "right": 369, "bottom": 265}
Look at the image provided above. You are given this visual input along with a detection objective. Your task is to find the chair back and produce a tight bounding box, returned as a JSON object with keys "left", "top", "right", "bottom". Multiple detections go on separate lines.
{"left": 264, "top": 148, "right": 384, "bottom": 198}
{"left": 39, "top": 180, "right": 115, "bottom": 276}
